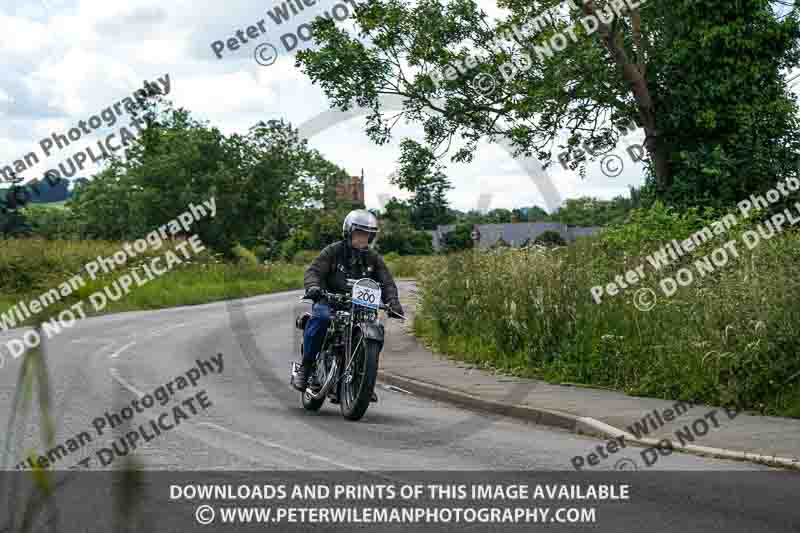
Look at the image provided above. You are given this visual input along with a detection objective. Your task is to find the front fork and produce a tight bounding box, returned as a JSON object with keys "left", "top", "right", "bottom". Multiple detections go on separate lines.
{"left": 341, "top": 321, "right": 384, "bottom": 384}
{"left": 291, "top": 320, "right": 384, "bottom": 394}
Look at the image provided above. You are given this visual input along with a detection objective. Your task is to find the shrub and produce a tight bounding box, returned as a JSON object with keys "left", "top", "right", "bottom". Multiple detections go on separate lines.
{"left": 413, "top": 204, "right": 800, "bottom": 417}
{"left": 279, "top": 229, "right": 314, "bottom": 261}
{"left": 533, "top": 230, "right": 566, "bottom": 247}
{"left": 232, "top": 243, "right": 260, "bottom": 266}
{"left": 376, "top": 223, "right": 433, "bottom": 255}
{"left": 22, "top": 204, "right": 82, "bottom": 240}
{"left": 291, "top": 249, "right": 321, "bottom": 266}
{"left": 441, "top": 223, "right": 473, "bottom": 252}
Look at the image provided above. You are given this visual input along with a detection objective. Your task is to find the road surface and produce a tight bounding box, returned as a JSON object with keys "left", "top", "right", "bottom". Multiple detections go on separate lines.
{"left": 0, "top": 287, "right": 797, "bottom": 532}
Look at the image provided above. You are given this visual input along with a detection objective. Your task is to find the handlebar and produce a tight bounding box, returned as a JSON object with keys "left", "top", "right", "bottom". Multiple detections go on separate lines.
{"left": 301, "top": 289, "right": 405, "bottom": 319}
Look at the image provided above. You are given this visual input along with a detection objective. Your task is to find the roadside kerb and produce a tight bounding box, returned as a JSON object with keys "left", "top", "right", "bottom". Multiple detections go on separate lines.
{"left": 376, "top": 370, "right": 800, "bottom": 472}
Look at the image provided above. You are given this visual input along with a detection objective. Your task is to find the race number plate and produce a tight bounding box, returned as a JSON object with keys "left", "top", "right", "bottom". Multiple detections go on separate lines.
{"left": 352, "top": 280, "right": 381, "bottom": 309}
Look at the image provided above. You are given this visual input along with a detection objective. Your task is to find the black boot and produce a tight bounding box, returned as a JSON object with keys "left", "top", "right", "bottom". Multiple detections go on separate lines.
{"left": 293, "top": 361, "right": 314, "bottom": 392}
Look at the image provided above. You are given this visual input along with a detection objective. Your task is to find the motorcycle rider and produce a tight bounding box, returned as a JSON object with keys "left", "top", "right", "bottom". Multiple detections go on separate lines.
{"left": 295, "top": 209, "right": 405, "bottom": 399}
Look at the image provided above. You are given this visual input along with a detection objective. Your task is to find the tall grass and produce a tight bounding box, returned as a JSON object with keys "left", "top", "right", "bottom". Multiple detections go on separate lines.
{"left": 383, "top": 253, "right": 437, "bottom": 279}
{"left": 414, "top": 215, "right": 800, "bottom": 418}
{"left": 0, "top": 238, "right": 304, "bottom": 328}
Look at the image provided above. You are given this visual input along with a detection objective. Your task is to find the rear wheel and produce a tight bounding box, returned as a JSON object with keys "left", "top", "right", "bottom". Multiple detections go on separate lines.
{"left": 339, "top": 331, "right": 380, "bottom": 421}
{"left": 300, "top": 341, "right": 326, "bottom": 411}
{"left": 302, "top": 387, "right": 325, "bottom": 411}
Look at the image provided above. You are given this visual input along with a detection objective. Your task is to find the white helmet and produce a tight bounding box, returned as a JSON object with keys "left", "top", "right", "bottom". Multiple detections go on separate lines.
{"left": 342, "top": 209, "right": 379, "bottom": 246}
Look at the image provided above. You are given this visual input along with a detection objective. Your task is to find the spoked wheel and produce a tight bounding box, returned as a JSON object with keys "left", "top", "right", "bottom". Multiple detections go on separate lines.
{"left": 339, "top": 331, "right": 380, "bottom": 421}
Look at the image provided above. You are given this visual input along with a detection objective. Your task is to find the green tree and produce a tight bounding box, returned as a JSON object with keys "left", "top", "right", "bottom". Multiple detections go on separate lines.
{"left": 409, "top": 170, "right": 454, "bottom": 229}
{"left": 533, "top": 229, "right": 566, "bottom": 247}
{"left": 441, "top": 222, "right": 474, "bottom": 251}
{"left": 388, "top": 141, "right": 455, "bottom": 230}
{"left": 513, "top": 205, "right": 548, "bottom": 221}
{"left": 296, "top": 0, "right": 800, "bottom": 209}
{"left": 68, "top": 104, "right": 342, "bottom": 257}
{"left": 376, "top": 221, "right": 434, "bottom": 255}
{"left": 484, "top": 208, "right": 514, "bottom": 224}
{"left": 381, "top": 197, "right": 414, "bottom": 224}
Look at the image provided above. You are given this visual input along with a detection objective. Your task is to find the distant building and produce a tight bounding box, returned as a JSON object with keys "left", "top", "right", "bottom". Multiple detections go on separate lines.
{"left": 429, "top": 222, "right": 602, "bottom": 251}
{"left": 334, "top": 170, "right": 365, "bottom": 207}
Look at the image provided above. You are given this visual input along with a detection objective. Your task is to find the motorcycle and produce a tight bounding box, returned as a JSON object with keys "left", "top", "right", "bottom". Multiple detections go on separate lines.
{"left": 290, "top": 278, "right": 404, "bottom": 421}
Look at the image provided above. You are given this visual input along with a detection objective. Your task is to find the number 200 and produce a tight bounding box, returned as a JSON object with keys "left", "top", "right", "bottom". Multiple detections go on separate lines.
{"left": 357, "top": 290, "right": 376, "bottom": 303}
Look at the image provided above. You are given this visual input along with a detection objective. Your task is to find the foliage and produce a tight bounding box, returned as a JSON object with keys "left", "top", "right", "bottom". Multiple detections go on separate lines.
{"left": 408, "top": 170, "right": 454, "bottom": 230}
{"left": 296, "top": 0, "right": 800, "bottom": 209}
{"left": 306, "top": 205, "right": 351, "bottom": 249}
{"left": 376, "top": 221, "right": 434, "bottom": 255}
{"left": 0, "top": 210, "right": 32, "bottom": 237}
{"left": 533, "top": 230, "right": 565, "bottom": 247}
{"left": 66, "top": 103, "right": 346, "bottom": 257}
{"left": 232, "top": 243, "right": 261, "bottom": 266}
{"left": 387, "top": 141, "right": 455, "bottom": 230}
{"left": 0, "top": 237, "right": 304, "bottom": 329}
{"left": 441, "top": 222, "right": 474, "bottom": 252}
{"left": 20, "top": 204, "right": 82, "bottom": 240}
{"left": 548, "top": 189, "right": 642, "bottom": 226}
{"left": 647, "top": 1, "right": 800, "bottom": 207}
{"left": 414, "top": 218, "right": 800, "bottom": 417}
{"left": 513, "top": 206, "right": 549, "bottom": 222}
{"left": 384, "top": 253, "right": 441, "bottom": 278}
{"left": 290, "top": 249, "right": 323, "bottom": 266}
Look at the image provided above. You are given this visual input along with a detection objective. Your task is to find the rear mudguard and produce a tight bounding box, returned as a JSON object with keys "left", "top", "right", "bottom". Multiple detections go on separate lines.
{"left": 296, "top": 312, "right": 311, "bottom": 331}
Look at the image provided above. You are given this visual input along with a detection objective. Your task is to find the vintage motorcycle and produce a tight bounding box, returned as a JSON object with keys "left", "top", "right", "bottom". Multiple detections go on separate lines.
{"left": 290, "top": 278, "right": 403, "bottom": 421}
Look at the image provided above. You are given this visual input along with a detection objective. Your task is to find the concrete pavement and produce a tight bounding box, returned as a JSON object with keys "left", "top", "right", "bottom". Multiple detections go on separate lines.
{"left": 380, "top": 281, "right": 800, "bottom": 470}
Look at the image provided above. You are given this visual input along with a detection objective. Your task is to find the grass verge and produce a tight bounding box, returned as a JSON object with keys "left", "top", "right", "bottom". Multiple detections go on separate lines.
{"left": 412, "top": 206, "right": 800, "bottom": 418}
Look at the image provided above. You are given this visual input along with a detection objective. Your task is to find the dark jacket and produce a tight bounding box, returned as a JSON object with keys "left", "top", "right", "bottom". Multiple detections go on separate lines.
{"left": 303, "top": 241, "right": 400, "bottom": 308}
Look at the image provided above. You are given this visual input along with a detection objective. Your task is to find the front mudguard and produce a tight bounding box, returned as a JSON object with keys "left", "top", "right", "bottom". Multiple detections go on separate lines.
{"left": 357, "top": 322, "right": 384, "bottom": 351}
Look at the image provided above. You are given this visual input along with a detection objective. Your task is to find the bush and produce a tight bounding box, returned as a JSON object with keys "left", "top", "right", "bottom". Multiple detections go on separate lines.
{"left": 291, "top": 249, "right": 321, "bottom": 266}
{"left": 22, "top": 204, "right": 82, "bottom": 240}
{"left": 232, "top": 243, "right": 260, "bottom": 266}
{"left": 252, "top": 245, "right": 269, "bottom": 262}
{"left": 376, "top": 223, "right": 433, "bottom": 255}
{"left": 413, "top": 204, "right": 800, "bottom": 418}
{"left": 441, "top": 223, "right": 473, "bottom": 252}
{"left": 279, "top": 229, "right": 314, "bottom": 261}
{"left": 533, "top": 230, "right": 566, "bottom": 247}
{"left": 0, "top": 237, "right": 304, "bottom": 327}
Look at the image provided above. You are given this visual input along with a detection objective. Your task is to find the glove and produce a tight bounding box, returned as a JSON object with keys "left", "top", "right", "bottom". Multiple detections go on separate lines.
{"left": 388, "top": 301, "right": 405, "bottom": 319}
{"left": 305, "top": 286, "right": 323, "bottom": 302}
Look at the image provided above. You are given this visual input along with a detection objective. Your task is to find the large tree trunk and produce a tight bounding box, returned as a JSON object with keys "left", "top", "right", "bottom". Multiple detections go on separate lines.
{"left": 581, "top": 1, "right": 671, "bottom": 193}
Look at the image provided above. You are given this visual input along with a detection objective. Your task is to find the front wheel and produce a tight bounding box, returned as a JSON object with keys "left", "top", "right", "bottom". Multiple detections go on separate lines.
{"left": 339, "top": 333, "right": 380, "bottom": 421}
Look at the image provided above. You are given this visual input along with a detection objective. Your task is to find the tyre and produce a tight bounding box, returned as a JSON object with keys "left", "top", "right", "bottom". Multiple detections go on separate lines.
{"left": 339, "top": 332, "right": 380, "bottom": 421}
{"left": 302, "top": 387, "right": 325, "bottom": 411}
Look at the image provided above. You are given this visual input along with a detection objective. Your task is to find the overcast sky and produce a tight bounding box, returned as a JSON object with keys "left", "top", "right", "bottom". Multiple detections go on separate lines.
{"left": 1, "top": 0, "right": 654, "bottom": 213}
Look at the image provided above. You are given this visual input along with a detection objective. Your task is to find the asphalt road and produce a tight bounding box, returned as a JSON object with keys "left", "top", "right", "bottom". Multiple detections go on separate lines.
{"left": 0, "top": 288, "right": 798, "bottom": 532}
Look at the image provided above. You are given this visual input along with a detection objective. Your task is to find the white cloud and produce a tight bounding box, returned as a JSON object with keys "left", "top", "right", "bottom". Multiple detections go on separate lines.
{"left": 0, "top": 0, "right": 645, "bottom": 211}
